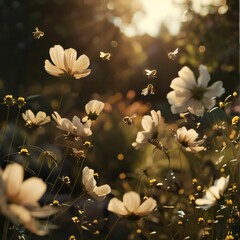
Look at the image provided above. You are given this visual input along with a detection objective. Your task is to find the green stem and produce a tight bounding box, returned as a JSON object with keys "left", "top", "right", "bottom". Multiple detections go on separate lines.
{"left": 7, "top": 108, "right": 21, "bottom": 161}
{"left": 104, "top": 217, "right": 120, "bottom": 240}
{"left": 2, "top": 219, "right": 9, "bottom": 240}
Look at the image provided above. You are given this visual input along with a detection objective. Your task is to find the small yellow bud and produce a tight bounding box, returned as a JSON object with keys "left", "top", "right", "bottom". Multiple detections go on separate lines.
{"left": 17, "top": 97, "right": 26, "bottom": 108}
{"left": 3, "top": 95, "right": 15, "bottom": 107}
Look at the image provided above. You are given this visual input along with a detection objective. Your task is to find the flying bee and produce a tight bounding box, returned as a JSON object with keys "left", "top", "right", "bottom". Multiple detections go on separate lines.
{"left": 168, "top": 48, "right": 179, "bottom": 60}
{"left": 141, "top": 84, "right": 156, "bottom": 96}
{"left": 123, "top": 114, "right": 137, "bottom": 125}
{"left": 32, "top": 27, "right": 44, "bottom": 39}
{"left": 145, "top": 69, "right": 157, "bottom": 79}
{"left": 100, "top": 51, "right": 111, "bottom": 60}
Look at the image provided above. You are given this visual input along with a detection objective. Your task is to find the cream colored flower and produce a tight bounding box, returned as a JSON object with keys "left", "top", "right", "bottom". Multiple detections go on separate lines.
{"left": 175, "top": 126, "right": 206, "bottom": 152}
{"left": 132, "top": 110, "right": 161, "bottom": 149}
{"left": 0, "top": 163, "right": 57, "bottom": 235}
{"left": 44, "top": 45, "right": 91, "bottom": 79}
{"left": 22, "top": 110, "right": 50, "bottom": 128}
{"left": 167, "top": 65, "right": 225, "bottom": 116}
{"left": 52, "top": 111, "right": 92, "bottom": 139}
{"left": 195, "top": 175, "right": 230, "bottom": 210}
{"left": 107, "top": 191, "right": 157, "bottom": 218}
{"left": 82, "top": 166, "right": 111, "bottom": 201}
{"left": 82, "top": 100, "right": 105, "bottom": 121}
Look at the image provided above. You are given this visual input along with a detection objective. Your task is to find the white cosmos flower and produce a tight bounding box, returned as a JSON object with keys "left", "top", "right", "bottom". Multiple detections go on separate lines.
{"left": 167, "top": 65, "right": 225, "bottom": 116}
{"left": 175, "top": 126, "right": 206, "bottom": 152}
{"left": 52, "top": 111, "right": 92, "bottom": 139}
{"left": 195, "top": 175, "right": 230, "bottom": 210}
{"left": 132, "top": 110, "right": 161, "bottom": 149}
{"left": 0, "top": 163, "right": 58, "bottom": 236}
{"left": 82, "top": 166, "right": 111, "bottom": 201}
{"left": 44, "top": 45, "right": 91, "bottom": 79}
{"left": 22, "top": 110, "right": 50, "bottom": 128}
{"left": 107, "top": 191, "right": 157, "bottom": 219}
{"left": 82, "top": 100, "right": 105, "bottom": 121}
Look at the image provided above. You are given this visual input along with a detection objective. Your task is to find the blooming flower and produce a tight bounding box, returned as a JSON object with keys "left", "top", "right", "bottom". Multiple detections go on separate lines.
{"left": 107, "top": 191, "right": 157, "bottom": 219}
{"left": 44, "top": 45, "right": 91, "bottom": 79}
{"left": 195, "top": 175, "right": 230, "bottom": 210}
{"left": 82, "top": 100, "right": 105, "bottom": 121}
{"left": 132, "top": 110, "right": 161, "bottom": 149}
{"left": 0, "top": 163, "right": 57, "bottom": 235}
{"left": 175, "top": 126, "right": 206, "bottom": 152}
{"left": 52, "top": 111, "right": 92, "bottom": 139}
{"left": 82, "top": 166, "right": 111, "bottom": 201}
{"left": 167, "top": 65, "right": 225, "bottom": 116}
{"left": 22, "top": 110, "right": 50, "bottom": 128}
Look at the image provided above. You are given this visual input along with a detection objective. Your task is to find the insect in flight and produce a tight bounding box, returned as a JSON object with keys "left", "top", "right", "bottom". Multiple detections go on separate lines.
{"left": 145, "top": 69, "right": 157, "bottom": 79}
{"left": 100, "top": 51, "right": 111, "bottom": 61}
{"left": 141, "top": 84, "right": 155, "bottom": 96}
{"left": 123, "top": 114, "right": 137, "bottom": 125}
{"left": 32, "top": 27, "right": 44, "bottom": 39}
{"left": 168, "top": 48, "right": 179, "bottom": 60}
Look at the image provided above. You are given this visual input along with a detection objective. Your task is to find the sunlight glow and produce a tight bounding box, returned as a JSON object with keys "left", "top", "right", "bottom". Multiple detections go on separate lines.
{"left": 114, "top": 0, "right": 184, "bottom": 37}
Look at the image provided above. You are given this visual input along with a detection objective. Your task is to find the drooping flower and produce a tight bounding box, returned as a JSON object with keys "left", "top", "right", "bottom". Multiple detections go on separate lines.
{"left": 175, "top": 126, "right": 206, "bottom": 152}
{"left": 82, "top": 166, "right": 111, "bottom": 201}
{"left": 132, "top": 110, "right": 161, "bottom": 149}
{"left": 195, "top": 175, "right": 230, "bottom": 210}
{"left": 107, "top": 191, "right": 157, "bottom": 219}
{"left": 44, "top": 45, "right": 91, "bottom": 79}
{"left": 82, "top": 100, "right": 105, "bottom": 122}
{"left": 52, "top": 111, "right": 92, "bottom": 140}
{"left": 22, "top": 110, "right": 50, "bottom": 128}
{"left": 0, "top": 163, "right": 57, "bottom": 235}
{"left": 167, "top": 65, "right": 225, "bottom": 116}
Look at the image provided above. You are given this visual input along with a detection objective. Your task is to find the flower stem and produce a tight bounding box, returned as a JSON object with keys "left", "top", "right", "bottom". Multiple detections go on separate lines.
{"left": 104, "top": 217, "right": 120, "bottom": 240}
{"left": 2, "top": 218, "right": 9, "bottom": 240}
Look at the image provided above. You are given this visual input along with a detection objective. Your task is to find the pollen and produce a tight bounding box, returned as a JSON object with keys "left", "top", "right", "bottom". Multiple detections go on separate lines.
{"left": 18, "top": 148, "right": 30, "bottom": 156}
{"left": 72, "top": 216, "right": 80, "bottom": 223}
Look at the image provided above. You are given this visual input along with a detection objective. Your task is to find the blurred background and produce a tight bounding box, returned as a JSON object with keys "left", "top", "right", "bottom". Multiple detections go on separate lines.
{"left": 0, "top": 0, "right": 239, "bottom": 239}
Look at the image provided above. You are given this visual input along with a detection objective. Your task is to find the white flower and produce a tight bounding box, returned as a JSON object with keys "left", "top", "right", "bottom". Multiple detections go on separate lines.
{"left": 132, "top": 110, "right": 161, "bottom": 149}
{"left": 195, "top": 175, "right": 230, "bottom": 210}
{"left": 22, "top": 110, "right": 50, "bottom": 128}
{"left": 0, "top": 163, "right": 57, "bottom": 236}
{"left": 82, "top": 100, "right": 105, "bottom": 121}
{"left": 82, "top": 166, "right": 111, "bottom": 201}
{"left": 167, "top": 65, "right": 225, "bottom": 116}
{"left": 107, "top": 191, "right": 157, "bottom": 218}
{"left": 44, "top": 45, "right": 91, "bottom": 79}
{"left": 175, "top": 126, "right": 206, "bottom": 152}
{"left": 52, "top": 111, "right": 92, "bottom": 139}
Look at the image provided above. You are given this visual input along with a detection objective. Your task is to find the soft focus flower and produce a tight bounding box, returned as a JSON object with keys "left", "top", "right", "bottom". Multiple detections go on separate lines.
{"left": 45, "top": 45, "right": 91, "bottom": 79}
{"left": 82, "top": 166, "right": 111, "bottom": 201}
{"left": 175, "top": 126, "right": 206, "bottom": 152}
{"left": 82, "top": 100, "right": 105, "bottom": 121}
{"left": 132, "top": 110, "right": 161, "bottom": 149}
{"left": 167, "top": 65, "right": 225, "bottom": 116}
{"left": 195, "top": 175, "right": 230, "bottom": 210}
{"left": 0, "top": 163, "right": 57, "bottom": 235}
{"left": 22, "top": 110, "right": 50, "bottom": 128}
{"left": 107, "top": 191, "right": 157, "bottom": 219}
{"left": 52, "top": 111, "right": 92, "bottom": 139}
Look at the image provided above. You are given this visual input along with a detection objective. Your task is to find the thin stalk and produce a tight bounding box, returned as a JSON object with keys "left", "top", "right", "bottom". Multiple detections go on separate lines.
{"left": 104, "top": 217, "right": 120, "bottom": 240}
{"left": 2, "top": 219, "right": 9, "bottom": 240}
{"left": 7, "top": 108, "right": 21, "bottom": 161}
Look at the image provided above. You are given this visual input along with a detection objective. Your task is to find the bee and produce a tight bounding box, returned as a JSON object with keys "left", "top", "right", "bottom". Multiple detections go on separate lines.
{"left": 141, "top": 84, "right": 155, "bottom": 96}
{"left": 145, "top": 69, "right": 157, "bottom": 79}
{"left": 148, "top": 138, "right": 164, "bottom": 150}
{"left": 100, "top": 51, "right": 111, "bottom": 60}
{"left": 32, "top": 27, "right": 44, "bottom": 39}
{"left": 123, "top": 114, "right": 137, "bottom": 125}
{"left": 168, "top": 48, "right": 179, "bottom": 60}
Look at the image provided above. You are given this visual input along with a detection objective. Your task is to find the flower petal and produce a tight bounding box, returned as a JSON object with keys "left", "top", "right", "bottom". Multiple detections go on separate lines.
{"left": 197, "top": 65, "right": 210, "bottom": 88}
{"left": 2, "top": 163, "right": 24, "bottom": 199}
{"left": 64, "top": 48, "right": 77, "bottom": 73}
{"left": 49, "top": 45, "right": 65, "bottom": 70}
{"left": 123, "top": 191, "right": 141, "bottom": 213}
{"left": 108, "top": 197, "right": 129, "bottom": 216}
{"left": 72, "top": 54, "right": 90, "bottom": 73}
{"left": 45, "top": 60, "right": 65, "bottom": 76}
{"left": 16, "top": 177, "right": 47, "bottom": 206}
{"left": 134, "top": 197, "right": 157, "bottom": 217}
